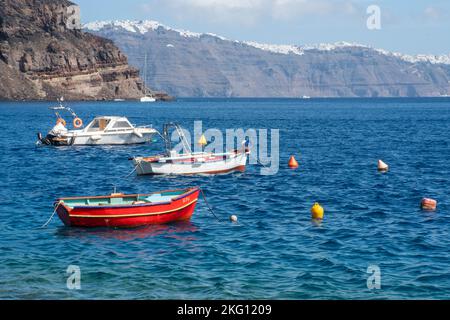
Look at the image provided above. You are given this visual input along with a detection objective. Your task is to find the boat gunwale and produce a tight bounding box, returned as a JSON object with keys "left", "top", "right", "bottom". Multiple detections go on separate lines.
{"left": 56, "top": 187, "right": 199, "bottom": 205}
{"left": 136, "top": 150, "right": 247, "bottom": 163}
{"left": 60, "top": 128, "right": 157, "bottom": 138}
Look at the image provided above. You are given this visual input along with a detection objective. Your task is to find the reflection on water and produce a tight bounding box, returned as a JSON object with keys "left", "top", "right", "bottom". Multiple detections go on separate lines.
{"left": 55, "top": 221, "right": 199, "bottom": 241}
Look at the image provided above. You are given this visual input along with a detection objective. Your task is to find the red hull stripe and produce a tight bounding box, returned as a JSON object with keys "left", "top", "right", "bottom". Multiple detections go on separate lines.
{"left": 69, "top": 199, "right": 198, "bottom": 218}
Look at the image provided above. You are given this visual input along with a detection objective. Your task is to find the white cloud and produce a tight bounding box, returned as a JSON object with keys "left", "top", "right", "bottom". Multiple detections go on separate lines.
{"left": 184, "top": 0, "right": 265, "bottom": 9}
{"left": 144, "top": 0, "right": 361, "bottom": 18}
{"left": 420, "top": 6, "right": 449, "bottom": 24}
{"left": 272, "top": 0, "right": 360, "bottom": 20}
{"left": 424, "top": 6, "right": 443, "bottom": 20}
{"left": 138, "top": 0, "right": 365, "bottom": 35}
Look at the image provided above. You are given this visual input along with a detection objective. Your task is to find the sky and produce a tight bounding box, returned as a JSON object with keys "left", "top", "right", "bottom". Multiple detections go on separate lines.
{"left": 73, "top": 0, "right": 450, "bottom": 55}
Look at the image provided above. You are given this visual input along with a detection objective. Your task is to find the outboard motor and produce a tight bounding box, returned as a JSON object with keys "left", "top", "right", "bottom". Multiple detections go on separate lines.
{"left": 36, "top": 132, "right": 50, "bottom": 145}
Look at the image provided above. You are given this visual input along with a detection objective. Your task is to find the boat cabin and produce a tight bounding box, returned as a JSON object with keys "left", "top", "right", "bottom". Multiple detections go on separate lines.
{"left": 84, "top": 116, "right": 135, "bottom": 133}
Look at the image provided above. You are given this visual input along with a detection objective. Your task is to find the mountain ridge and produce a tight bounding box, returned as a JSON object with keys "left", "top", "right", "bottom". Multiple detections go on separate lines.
{"left": 84, "top": 20, "right": 450, "bottom": 66}
{"left": 85, "top": 19, "right": 450, "bottom": 98}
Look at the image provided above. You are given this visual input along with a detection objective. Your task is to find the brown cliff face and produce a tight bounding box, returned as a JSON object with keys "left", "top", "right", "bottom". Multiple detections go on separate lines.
{"left": 0, "top": 0, "right": 146, "bottom": 100}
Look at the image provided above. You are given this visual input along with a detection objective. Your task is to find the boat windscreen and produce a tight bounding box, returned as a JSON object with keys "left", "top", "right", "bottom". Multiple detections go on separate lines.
{"left": 112, "top": 121, "right": 132, "bottom": 129}
{"left": 87, "top": 119, "right": 110, "bottom": 132}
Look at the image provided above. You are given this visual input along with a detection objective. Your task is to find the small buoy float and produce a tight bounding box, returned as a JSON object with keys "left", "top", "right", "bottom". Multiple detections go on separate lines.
{"left": 230, "top": 215, "right": 238, "bottom": 223}
{"left": 288, "top": 155, "right": 299, "bottom": 169}
{"left": 311, "top": 203, "right": 324, "bottom": 220}
{"left": 421, "top": 198, "right": 437, "bottom": 211}
{"left": 378, "top": 159, "right": 389, "bottom": 172}
{"left": 198, "top": 134, "right": 207, "bottom": 146}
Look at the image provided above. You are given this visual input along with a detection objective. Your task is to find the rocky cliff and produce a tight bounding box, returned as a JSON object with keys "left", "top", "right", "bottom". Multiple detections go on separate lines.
{"left": 0, "top": 0, "right": 148, "bottom": 100}
{"left": 85, "top": 20, "right": 450, "bottom": 98}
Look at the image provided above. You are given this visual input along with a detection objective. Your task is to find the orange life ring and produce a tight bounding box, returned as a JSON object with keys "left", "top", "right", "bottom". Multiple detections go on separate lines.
{"left": 56, "top": 118, "right": 66, "bottom": 126}
{"left": 73, "top": 117, "right": 83, "bottom": 128}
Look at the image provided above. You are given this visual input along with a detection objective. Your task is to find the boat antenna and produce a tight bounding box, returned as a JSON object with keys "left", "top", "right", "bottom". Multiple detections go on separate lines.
{"left": 162, "top": 123, "right": 192, "bottom": 154}
{"left": 143, "top": 52, "right": 148, "bottom": 95}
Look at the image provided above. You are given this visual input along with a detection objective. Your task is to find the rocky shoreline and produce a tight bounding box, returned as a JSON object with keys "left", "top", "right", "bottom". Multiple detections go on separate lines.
{"left": 0, "top": 0, "right": 172, "bottom": 101}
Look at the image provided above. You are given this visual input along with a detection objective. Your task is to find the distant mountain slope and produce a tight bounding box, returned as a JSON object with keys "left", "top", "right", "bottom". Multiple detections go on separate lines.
{"left": 85, "top": 20, "right": 450, "bottom": 98}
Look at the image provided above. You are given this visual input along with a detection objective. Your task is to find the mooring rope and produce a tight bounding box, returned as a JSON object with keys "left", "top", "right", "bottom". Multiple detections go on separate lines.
{"left": 124, "top": 163, "right": 139, "bottom": 179}
{"left": 249, "top": 154, "right": 269, "bottom": 168}
{"left": 200, "top": 188, "right": 223, "bottom": 223}
{"left": 199, "top": 188, "right": 245, "bottom": 226}
{"left": 40, "top": 202, "right": 61, "bottom": 228}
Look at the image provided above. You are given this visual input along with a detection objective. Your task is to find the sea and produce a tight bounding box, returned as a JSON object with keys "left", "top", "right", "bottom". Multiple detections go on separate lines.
{"left": 0, "top": 98, "right": 449, "bottom": 299}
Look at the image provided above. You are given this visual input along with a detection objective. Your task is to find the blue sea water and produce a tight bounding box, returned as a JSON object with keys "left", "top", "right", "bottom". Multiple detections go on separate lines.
{"left": 0, "top": 98, "right": 449, "bottom": 300}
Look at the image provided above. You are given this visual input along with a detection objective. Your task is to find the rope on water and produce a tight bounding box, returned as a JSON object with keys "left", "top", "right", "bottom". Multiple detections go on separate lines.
{"left": 124, "top": 163, "right": 139, "bottom": 179}
{"left": 199, "top": 188, "right": 245, "bottom": 226}
{"left": 40, "top": 202, "right": 61, "bottom": 228}
{"left": 200, "top": 188, "right": 223, "bottom": 223}
{"left": 249, "top": 154, "right": 269, "bottom": 168}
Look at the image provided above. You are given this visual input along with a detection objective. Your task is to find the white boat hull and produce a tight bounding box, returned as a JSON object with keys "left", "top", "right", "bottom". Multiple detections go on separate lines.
{"left": 70, "top": 131, "right": 156, "bottom": 145}
{"left": 133, "top": 152, "right": 248, "bottom": 175}
{"left": 140, "top": 97, "right": 156, "bottom": 103}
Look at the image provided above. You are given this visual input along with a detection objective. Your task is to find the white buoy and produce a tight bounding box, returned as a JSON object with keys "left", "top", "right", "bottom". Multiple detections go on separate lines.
{"left": 230, "top": 215, "right": 238, "bottom": 223}
{"left": 378, "top": 160, "right": 389, "bottom": 172}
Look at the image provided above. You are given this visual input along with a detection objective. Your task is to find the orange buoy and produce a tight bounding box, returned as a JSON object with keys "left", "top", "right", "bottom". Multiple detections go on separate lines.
{"left": 288, "top": 155, "right": 299, "bottom": 169}
{"left": 378, "top": 159, "right": 389, "bottom": 172}
{"left": 421, "top": 198, "right": 437, "bottom": 211}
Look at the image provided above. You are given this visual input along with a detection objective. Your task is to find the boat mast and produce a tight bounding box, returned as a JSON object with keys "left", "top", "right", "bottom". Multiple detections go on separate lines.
{"left": 143, "top": 52, "right": 148, "bottom": 96}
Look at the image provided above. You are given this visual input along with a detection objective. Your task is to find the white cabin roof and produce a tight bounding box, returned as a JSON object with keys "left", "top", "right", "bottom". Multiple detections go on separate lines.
{"left": 93, "top": 116, "right": 127, "bottom": 121}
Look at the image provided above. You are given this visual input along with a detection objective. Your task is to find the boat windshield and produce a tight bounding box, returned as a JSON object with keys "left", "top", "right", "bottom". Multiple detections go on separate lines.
{"left": 87, "top": 119, "right": 110, "bottom": 132}
{"left": 112, "top": 121, "right": 132, "bottom": 129}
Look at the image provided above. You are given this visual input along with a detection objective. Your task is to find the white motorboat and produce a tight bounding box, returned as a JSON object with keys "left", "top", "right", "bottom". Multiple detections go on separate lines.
{"left": 37, "top": 100, "right": 157, "bottom": 146}
{"left": 140, "top": 96, "right": 156, "bottom": 103}
{"left": 131, "top": 123, "right": 250, "bottom": 175}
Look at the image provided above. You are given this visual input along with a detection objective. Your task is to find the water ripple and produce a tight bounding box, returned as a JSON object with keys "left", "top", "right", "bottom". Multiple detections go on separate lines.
{"left": 1, "top": 99, "right": 450, "bottom": 299}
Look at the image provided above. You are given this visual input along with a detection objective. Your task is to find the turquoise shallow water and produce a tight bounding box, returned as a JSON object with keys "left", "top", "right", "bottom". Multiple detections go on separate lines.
{"left": 0, "top": 98, "right": 449, "bottom": 299}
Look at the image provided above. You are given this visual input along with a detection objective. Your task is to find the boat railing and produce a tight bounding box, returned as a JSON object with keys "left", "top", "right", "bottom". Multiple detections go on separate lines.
{"left": 159, "top": 151, "right": 242, "bottom": 161}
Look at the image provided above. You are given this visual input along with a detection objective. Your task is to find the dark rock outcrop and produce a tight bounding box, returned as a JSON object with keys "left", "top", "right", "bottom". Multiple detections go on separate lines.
{"left": 0, "top": 0, "right": 153, "bottom": 100}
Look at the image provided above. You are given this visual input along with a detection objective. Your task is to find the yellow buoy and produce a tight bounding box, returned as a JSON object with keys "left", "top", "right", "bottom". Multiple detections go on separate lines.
{"left": 311, "top": 202, "right": 324, "bottom": 220}
{"left": 198, "top": 134, "right": 207, "bottom": 146}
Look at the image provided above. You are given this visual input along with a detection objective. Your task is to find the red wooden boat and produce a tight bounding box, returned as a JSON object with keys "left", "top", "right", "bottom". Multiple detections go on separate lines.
{"left": 54, "top": 187, "right": 200, "bottom": 228}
